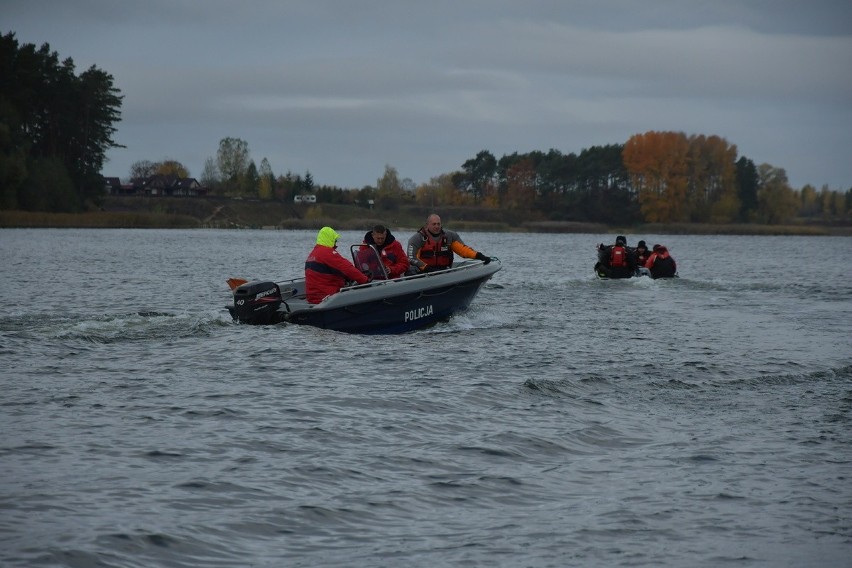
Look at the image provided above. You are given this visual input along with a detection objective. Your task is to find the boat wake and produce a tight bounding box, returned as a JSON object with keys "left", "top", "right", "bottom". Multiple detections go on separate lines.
{"left": 0, "top": 310, "right": 231, "bottom": 345}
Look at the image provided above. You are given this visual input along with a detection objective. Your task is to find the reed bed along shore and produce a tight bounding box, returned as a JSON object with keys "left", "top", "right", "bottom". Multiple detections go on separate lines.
{"left": 2, "top": 200, "right": 850, "bottom": 236}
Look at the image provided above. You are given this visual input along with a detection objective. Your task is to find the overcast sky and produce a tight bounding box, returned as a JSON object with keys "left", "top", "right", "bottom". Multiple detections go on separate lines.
{"left": 5, "top": 0, "right": 852, "bottom": 189}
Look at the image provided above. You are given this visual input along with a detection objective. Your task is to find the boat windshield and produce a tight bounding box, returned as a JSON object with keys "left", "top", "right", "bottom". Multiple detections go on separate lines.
{"left": 350, "top": 245, "right": 389, "bottom": 280}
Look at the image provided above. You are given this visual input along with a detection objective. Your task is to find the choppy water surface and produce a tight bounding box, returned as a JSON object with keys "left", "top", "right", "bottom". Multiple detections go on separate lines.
{"left": 1, "top": 229, "right": 850, "bottom": 567}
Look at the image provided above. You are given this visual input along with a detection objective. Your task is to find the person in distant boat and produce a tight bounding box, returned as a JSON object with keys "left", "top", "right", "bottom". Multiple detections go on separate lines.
{"left": 356, "top": 224, "right": 409, "bottom": 279}
{"left": 595, "top": 235, "right": 635, "bottom": 279}
{"left": 635, "top": 240, "right": 651, "bottom": 267}
{"left": 633, "top": 240, "right": 651, "bottom": 276}
{"left": 305, "top": 226, "right": 371, "bottom": 304}
{"left": 645, "top": 244, "right": 677, "bottom": 279}
{"left": 407, "top": 213, "right": 492, "bottom": 274}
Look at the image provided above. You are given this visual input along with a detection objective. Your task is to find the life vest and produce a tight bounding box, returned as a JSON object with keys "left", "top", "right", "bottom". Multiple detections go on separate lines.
{"left": 649, "top": 253, "right": 676, "bottom": 278}
{"left": 418, "top": 228, "right": 453, "bottom": 270}
{"left": 610, "top": 245, "right": 628, "bottom": 268}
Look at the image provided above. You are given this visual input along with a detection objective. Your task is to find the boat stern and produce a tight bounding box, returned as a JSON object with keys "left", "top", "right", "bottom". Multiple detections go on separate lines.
{"left": 229, "top": 281, "right": 284, "bottom": 325}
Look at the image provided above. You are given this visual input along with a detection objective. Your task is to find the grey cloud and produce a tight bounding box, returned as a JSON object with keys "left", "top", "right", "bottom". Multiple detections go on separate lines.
{"left": 4, "top": 0, "right": 851, "bottom": 187}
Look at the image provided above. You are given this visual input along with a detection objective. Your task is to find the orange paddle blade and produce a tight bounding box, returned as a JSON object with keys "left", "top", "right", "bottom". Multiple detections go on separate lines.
{"left": 227, "top": 277, "right": 249, "bottom": 290}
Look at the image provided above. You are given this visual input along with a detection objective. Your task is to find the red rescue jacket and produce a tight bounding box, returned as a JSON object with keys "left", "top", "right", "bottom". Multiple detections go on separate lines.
{"left": 360, "top": 229, "right": 409, "bottom": 279}
{"left": 645, "top": 246, "right": 677, "bottom": 278}
{"left": 610, "top": 245, "right": 628, "bottom": 268}
{"left": 305, "top": 244, "right": 369, "bottom": 304}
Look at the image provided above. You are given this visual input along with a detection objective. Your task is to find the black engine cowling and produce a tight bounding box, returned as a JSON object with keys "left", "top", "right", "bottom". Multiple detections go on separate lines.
{"left": 229, "top": 281, "right": 283, "bottom": 324}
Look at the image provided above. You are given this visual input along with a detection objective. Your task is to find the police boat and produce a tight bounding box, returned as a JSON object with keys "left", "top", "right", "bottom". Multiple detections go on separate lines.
{"left": 226, "top": 245, "right": 501, "bottom": 334}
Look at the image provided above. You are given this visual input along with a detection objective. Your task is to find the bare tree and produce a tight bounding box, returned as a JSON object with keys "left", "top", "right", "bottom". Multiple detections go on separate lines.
{"left": 129, "top": 159, "right": 157, "bottom": 181}
{"left": 216, "top": 137, "right": 250, "bottom": 184}
{"left": 200, "top": 157, "right": 219, "bottom": 188}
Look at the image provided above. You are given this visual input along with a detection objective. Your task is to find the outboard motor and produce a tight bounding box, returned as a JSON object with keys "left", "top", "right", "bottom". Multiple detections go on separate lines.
{"left": 229, "top": 281, "right": 283, "bottom": 325}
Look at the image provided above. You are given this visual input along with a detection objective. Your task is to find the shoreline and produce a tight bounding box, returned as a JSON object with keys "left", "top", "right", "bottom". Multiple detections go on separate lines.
{"left": 1, "top": 197, "right": 850, "bottom": 236}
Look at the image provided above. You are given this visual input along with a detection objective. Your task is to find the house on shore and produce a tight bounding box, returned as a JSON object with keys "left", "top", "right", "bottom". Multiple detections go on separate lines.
{"left": 104, "top": 175, "right": 209, "bottom": 197}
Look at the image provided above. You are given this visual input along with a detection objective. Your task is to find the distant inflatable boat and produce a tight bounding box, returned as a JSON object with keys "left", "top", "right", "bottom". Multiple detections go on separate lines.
{"left": 594, "top": 265, "right": 676, "bottom": 279}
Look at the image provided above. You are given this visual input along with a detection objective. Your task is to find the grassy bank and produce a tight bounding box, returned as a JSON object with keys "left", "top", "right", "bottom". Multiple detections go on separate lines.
{"left": 0, "top": 209, "right": 200, "bottom": 228}
{"left": 1, "top": 197, "right": 850, "bottom": 236}
{"left": 523, "top": 220, "right": 852, "bottom": 236}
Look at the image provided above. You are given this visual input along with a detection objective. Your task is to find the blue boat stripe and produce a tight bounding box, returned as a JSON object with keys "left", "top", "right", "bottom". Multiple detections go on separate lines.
{"left": 305, "top": 261, "right": 347, "bottom": 278}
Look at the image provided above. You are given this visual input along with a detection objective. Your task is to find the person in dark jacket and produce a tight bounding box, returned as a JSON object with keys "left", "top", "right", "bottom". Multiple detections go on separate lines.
{"left": 632, "top": 240, "right": 652, "bottom": 276}
{"left": 635, "top": 240, "right": 651, "bottom": 268}
{"left": 356, "top": 224, "right": 409, "bottom": 279}
{"left": 407, "top": 214, "right": 492, "bottom": 273}
{"left": 595, "top": 235, "right": 635, "bottom": 278}
{"left": 645, "top": 244, "right": 677, "bottom": 278}
{"left": 305, "top": 226, "right": 370, "bottom": 303}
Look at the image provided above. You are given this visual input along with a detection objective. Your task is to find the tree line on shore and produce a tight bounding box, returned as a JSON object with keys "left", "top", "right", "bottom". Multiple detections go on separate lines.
{"left": 165, "top": 134, "right": 850, "bottom": 226}
{"left": 2, "top": 31, "right": 849, "bottom": 227}
{"left": 0, "top": 32, "right": 123, "bottom": 212}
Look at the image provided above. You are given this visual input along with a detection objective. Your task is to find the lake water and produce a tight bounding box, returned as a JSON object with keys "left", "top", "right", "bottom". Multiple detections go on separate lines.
{"left": 1, "top": 228, "right": 850, "bottom": 567}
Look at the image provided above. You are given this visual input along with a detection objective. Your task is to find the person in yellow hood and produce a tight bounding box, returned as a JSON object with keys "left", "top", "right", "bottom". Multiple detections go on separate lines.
{"left": 305, "top": 227, "right": 370, "bottom": 303}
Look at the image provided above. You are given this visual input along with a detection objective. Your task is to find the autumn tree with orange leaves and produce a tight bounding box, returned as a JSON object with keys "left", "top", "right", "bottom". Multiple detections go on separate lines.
{"left": 623, "top": 131, "right": 740, "bottom": 223}
{"left": 685, "top": 134, "right": 739, "bottom": 222}
{"left": 623, "top": 131, "right": 689, "bottom": 222}
{"left": 503, "top": 159, "right": 538, "bottom": 210}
